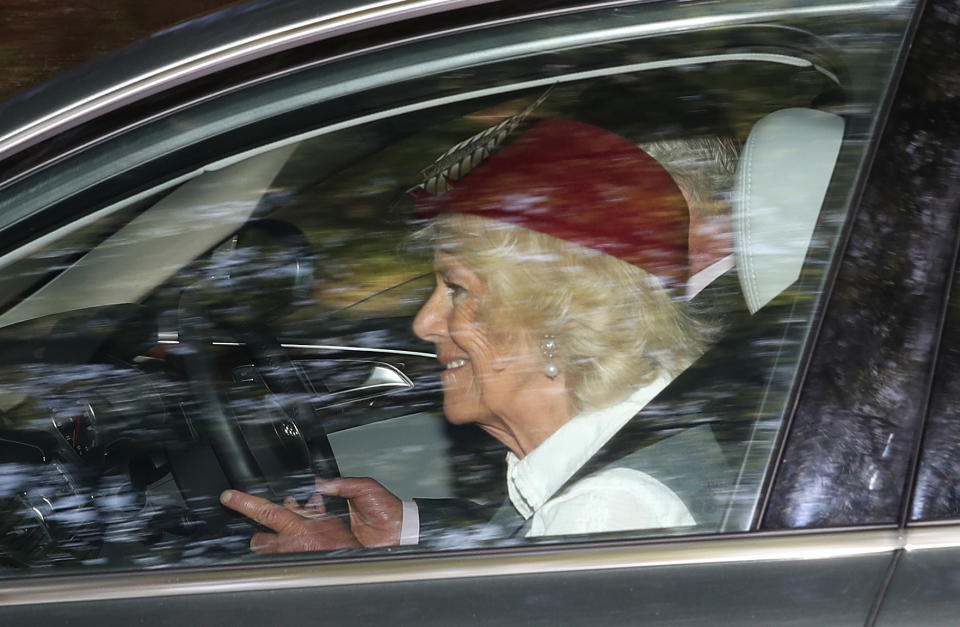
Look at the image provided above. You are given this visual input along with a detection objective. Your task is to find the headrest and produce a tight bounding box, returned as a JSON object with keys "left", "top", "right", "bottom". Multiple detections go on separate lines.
{"left": 733, "top": 108, "right": 844, "bottom": 313}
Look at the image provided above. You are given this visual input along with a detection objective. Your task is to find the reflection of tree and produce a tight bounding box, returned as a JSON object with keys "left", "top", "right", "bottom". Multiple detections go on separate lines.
{"left": 0, "top": 1, "right": 241, "bottom": 103}
{"left": 765, "top": 0, "right": 960, "bottom": 529}
{"left": 900, "top": 0, "right": 960, "bottom": 522}
{"left": 266, "top": 52, "right": 838, "bottom": 324}
{"left": 445, "top": 423, "right": 509, "bottom": 511}
{"left": 251, "top": 52, "right": 859, "bottom": 518}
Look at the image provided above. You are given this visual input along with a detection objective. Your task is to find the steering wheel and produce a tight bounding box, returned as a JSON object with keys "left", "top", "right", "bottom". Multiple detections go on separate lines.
{"left": 176, "top": 219, "right": 348, "bottom": 523}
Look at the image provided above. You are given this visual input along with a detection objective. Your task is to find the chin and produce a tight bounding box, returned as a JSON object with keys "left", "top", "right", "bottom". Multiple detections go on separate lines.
{"left": 442, "top": 398, "right": 486, "bottom": 426}
{"left": 442, "top": 406, "right": 473, "bottom": 425}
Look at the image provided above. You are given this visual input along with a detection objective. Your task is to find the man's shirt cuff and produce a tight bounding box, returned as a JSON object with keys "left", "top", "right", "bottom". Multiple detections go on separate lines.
{"left": 399, "top": 499, "right": 420, "bottom": 545}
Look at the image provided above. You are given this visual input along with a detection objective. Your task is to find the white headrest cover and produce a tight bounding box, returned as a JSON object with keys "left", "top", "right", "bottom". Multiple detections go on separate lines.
{"left": 734, "top": 108, "right": 844, "bottom": 313}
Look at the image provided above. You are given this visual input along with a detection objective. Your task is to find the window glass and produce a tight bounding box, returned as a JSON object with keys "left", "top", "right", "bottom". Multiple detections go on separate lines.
{"left": 0, "top": 0, "right": 914, "bottom": 573}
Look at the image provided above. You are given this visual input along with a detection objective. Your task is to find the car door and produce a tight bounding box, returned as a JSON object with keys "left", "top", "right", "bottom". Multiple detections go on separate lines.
{"left": 861, "top": 4, "right": 960, "bottom": 622}
{"left": 0, "top": 0, "right": 933, "bottom": 624}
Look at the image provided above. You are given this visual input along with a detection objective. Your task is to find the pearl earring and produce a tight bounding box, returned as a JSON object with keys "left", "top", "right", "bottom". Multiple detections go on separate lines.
{"left": 541, "top": 335, "right": 559, "bottom": 379}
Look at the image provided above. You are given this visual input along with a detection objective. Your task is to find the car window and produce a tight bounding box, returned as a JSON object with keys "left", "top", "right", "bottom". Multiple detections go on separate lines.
{"left": 0, "top": 0, "right": 915, "bottom": 574}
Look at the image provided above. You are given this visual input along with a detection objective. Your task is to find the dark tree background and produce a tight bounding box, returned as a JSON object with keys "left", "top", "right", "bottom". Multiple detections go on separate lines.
{"left": 0, "top": 0, "right": 243, "bottom": 102}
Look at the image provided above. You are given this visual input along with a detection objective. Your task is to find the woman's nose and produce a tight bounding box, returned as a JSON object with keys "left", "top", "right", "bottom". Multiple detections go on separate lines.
{"left": 413, "top": 287, "right": 446, "bottom": 341}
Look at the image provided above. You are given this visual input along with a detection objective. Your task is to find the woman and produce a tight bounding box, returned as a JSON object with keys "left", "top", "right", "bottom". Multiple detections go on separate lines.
{"left": 220, "top": 117, "right": 717, "bottom": 552}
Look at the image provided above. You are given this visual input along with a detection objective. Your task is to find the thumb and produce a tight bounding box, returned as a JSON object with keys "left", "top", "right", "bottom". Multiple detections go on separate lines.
{"left": 315, "top": 477, "right": 385, "bottom": 500}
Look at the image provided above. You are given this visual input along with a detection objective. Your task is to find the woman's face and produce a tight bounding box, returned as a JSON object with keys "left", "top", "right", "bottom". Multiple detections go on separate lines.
{"left": 412, "top": 252, "right": 542, "bottom": 427}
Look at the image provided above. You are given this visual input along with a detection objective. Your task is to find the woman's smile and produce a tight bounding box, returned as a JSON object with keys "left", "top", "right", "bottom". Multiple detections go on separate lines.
{"left": 440, "top": 356, "right": 470, "bottom": 387}
{"left": 442, "top": 358, "right": 468, "bottom": 371}
{"left": 412, "top": 250, "right": 572, "bottom": 457}
{"left": 414, "top": 253, "right": 525, "bottom": 426}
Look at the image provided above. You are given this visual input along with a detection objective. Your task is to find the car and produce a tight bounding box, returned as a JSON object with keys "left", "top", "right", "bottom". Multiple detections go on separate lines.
{"left": 0, "top": 0, "right": 958, "bottom": 624}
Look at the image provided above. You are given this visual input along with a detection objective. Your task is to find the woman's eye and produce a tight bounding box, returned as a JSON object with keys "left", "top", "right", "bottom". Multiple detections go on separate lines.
{"left": 443, "top": 280, "right": 465, "bottom": 298}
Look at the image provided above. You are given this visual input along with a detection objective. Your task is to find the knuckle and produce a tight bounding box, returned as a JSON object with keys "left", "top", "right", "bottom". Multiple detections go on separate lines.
{"left": 354, "top": 477, "right": 378, "bottom": 492}
{"left": 255, "top": 504, "right": 283, "bottom": 526}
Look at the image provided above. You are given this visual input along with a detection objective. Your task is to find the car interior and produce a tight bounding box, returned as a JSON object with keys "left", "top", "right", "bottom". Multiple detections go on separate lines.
{"left": 0, "top": 28, "right": 864, "bottom": 570}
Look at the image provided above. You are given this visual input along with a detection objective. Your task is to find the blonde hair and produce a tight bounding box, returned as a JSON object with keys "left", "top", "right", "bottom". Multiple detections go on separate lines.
{"left": 413, "top": 213, "right": 713, "bottom": 412}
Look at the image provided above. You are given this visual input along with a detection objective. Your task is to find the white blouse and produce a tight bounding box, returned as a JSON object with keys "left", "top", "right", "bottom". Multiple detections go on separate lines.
{"left": 505, "top": 376, "right": 694, "bottom": 537}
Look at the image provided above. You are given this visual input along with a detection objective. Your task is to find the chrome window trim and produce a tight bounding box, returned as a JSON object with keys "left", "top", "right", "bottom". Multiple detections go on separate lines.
{"left": 152, "top": 333, "right": 437, "bottom": 358}
{"left": 0, "top": 528, "right": 900, "bottom": 607}
{"left": 0, "top": 0, "right": 500, "bottom": 162}
{"left": 904, "top": 523, "right": 960, "bottom": 551}
{"left": 0, "top": 0, "right": 906, "bottom": 165}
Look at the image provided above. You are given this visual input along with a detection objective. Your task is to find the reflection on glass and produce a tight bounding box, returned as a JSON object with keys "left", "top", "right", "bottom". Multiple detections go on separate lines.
{"left": 0, "top": 1, "right": 913, "bottom": 573}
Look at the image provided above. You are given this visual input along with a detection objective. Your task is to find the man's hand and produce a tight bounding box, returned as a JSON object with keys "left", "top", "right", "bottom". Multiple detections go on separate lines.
{"left": 314, "top": 477, "right": 403, "bottom": 547}
{"left": 220, "top": 477, "right": 404, "bottom": 554}
{"left": 219, "top": 488, "right": 360, "bottom": 554}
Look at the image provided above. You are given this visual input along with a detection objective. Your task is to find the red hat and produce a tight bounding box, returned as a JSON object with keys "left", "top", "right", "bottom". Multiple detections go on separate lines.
{"left": 412, "top": 118, "right": 690, "bottom": 288}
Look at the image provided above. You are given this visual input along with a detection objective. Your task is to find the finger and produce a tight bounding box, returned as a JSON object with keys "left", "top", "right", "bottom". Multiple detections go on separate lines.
{"left": 315, "top": 477, "right": 382, "bottom": 500}
{"left": 312, "top": 481, "right": 356, "bottom": 521}
{"left": 250, "top": 532, "right": 278, "bottom": 554}
{"left": 285, "top": 496, "right": 325, "bottom": 519}
{"left": 220, "top": 489, "right": 304, "bottom": 534}
{"left": 306, "top": 491, "right": 327, "bottom": 514}
{"left": 317, "top": 478, "right": 400, "bottom": 524}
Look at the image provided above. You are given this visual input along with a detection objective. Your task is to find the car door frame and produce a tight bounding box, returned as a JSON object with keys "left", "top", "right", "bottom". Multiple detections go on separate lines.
{"left": 0, "top": 0, "right": 945, "bottom": 624}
